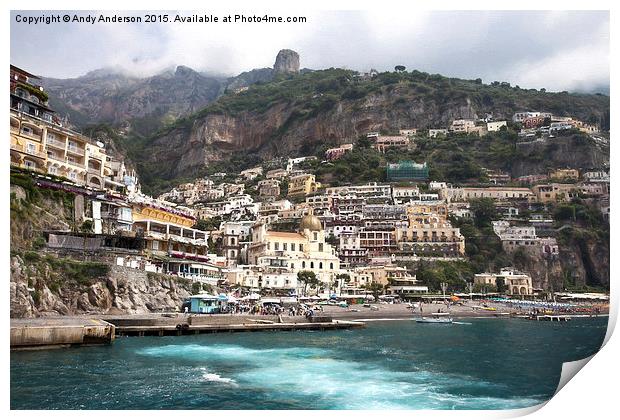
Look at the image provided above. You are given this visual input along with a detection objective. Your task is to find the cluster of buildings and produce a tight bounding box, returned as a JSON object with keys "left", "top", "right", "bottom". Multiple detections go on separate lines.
{"left": 397, "top": 109, "right": 600, "bottom": 142}
{"left": 10, "top": 64, "right": 609, "bottom": 300}
{"left": 513, "top": 111, "right": 600, "bottom": 139}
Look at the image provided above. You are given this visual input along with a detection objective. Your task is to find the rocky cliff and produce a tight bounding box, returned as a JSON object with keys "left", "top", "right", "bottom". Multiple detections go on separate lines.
{"left": 512, "top": 135, "right": 609, "bottom": 177}
{"left": 10, "top": 172, "right": 201, "bottom": 318}
{"left": 10, "top": 255, "right": 194, "bottom": 318}
{"left": 130, "top": 69, "right": 609, "bottom": 192}
{"left": 274, "top": 49, "right": 300, "bottom": 74}
{"left": 502, "top": 224, "right": 609, "bottom": 292}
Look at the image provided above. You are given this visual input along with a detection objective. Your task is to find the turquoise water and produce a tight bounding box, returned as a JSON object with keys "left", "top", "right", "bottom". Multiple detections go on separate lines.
{"left": 11, "top": 317, "right": 607, "bottom": 410}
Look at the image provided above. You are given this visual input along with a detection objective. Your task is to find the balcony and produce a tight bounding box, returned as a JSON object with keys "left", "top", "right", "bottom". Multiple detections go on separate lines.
{"left": 88, "top": 166, "right": 102, "bottom": 176}
{"left": 66, "top": 145, "right": 86, "bottom": 156}
{"left": 10, "top": 142, "right": 46, "bottom": 159}
{"left": 46, "top": 138, "right": 66, "bottom": 149}
{"left": 47, "top": 154, "right": 85, "bottom": 169}
{"left": 18, "top": 129, "right": 42, "bottom": 141}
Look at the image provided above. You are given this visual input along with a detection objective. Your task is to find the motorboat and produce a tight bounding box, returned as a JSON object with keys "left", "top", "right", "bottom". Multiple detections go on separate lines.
{"left": 415, "top": 313, "right": 453, "bottom": 324}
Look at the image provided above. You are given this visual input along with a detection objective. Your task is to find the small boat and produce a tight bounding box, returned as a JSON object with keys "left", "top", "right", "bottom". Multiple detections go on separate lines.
{"left": 415, "top": 313, "right": 453, "bottom": 324}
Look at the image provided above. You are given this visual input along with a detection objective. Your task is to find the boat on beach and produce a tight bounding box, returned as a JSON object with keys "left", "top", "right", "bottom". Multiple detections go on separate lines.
{"left": 415, "top": 313, "right": 453, "bottom": 324}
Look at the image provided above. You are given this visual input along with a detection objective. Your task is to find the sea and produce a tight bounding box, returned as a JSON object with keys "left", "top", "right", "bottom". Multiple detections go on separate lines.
{"left": 10, "top": 317, "right": 608, "bottom": 410}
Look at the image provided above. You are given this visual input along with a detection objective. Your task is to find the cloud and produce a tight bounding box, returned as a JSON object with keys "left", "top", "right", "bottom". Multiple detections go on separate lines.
{"left": 10, "top": 10, "right": 609, "bottom": 92}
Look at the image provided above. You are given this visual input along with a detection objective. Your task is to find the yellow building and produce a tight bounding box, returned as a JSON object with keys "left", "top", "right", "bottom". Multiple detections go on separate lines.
{"left": 474, "top": 268, "right": 533, "bottom": 295}
{"left": 396, "top": 212, "right": 465, "bottom": 256}
{"left": 549, "top": 168, "right": 579, "bottom": 181}
{"left": 10, "top": 65, "right": 113, "bottom": 189}
{"left": 531, "top": 183, "right": 579, "bottom": 203}
{"left": 405, "top": 202, "right": 449, "bottom": 220}
{"left": 288, "top": 173, "right": 321, "bottom": 197}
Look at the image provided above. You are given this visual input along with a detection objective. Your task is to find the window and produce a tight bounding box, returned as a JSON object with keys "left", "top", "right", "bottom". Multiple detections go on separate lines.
{"left": 313, "top": 232, "right": 318, "bottom": 241}
{"left": 310, "top": 262, "right": 314, "bottom": 269}
{"left": 283, "top": 243, "right": 288, "bottom": 251}
{"left": 69, "top": 172, "right": 77, "bottom": 180}
{"left": 230, "top": 237, "right": 236, "bottom": 245}
{"left": 152, "top": 240, "right": 160, "bottom": 251}
{"left": 26, "top": 143, "right": 36, "bottom": 154}
{"left": 302, "top": 261, "right": 306, "bottom": 269}
{"left": 47, "top": 132, "right": 57, "bottom": 141}
{"left": 330, "top": 263, "right": 334, "bottom": 269}
{"left": 274, "top": 242, "right": 279, "bottom": 251}
{"left": 319, "top": 262, "right": 323, "bottom": 269}
{"left": 299, "top": 244, "right": 303, "bottom": 252}
{"left": 24, "top": 160, "right": 35, "bottom": 170}
{"left": 319, "top": 243, "right": 324, "bottom": 252}
{"left": 291, "top": 263, "right": 295, "bottom": 269}
{"left": 48, "top": 166, "right": 57, "bottom": 175}
{"left": 291, "top": 243, "right": 296, "bottom": 252}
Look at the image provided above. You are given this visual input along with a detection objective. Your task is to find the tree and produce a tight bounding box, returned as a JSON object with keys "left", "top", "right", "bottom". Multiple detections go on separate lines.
{"left": 364, "top": 281, "right": 384, "bottom": 302}
{"left": 332, "top": 273, "right": 350, "bottom": 294}
{"left": 470, "top": 198, "right": 498, "bottom": 228}
{"left": 297, "top": 270, "right": 319, "bottom": 296}
{"left": 395, "top": 65, "right": 406, "bottom": 73}
{"left": 194, "top": 216, "right": 222, "bottom": 231}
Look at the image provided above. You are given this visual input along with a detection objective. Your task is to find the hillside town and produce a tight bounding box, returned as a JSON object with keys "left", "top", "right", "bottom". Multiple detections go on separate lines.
{"left": 10, "top": 63, "right": 610, "bottom": 309}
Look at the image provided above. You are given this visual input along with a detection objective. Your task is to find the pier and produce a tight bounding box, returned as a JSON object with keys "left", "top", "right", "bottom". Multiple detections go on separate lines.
{"left": 10, "top": 314, "right": 364, "bottom": 348}
{"left": 10, "top": 318, "right": 115, "bottom": 349}
{"left": 104, "top": 314, "right": 364, "bottom": 337}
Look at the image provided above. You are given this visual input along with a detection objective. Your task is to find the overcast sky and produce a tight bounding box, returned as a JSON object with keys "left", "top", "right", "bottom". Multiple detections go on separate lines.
{"left": 10, "top": 10, "right": 609, "bottom": 93}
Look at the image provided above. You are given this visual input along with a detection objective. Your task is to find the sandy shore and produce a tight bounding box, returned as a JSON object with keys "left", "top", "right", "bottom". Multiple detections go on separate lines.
{"left": 320, "top": 302, "right": 608, "bottom": 321}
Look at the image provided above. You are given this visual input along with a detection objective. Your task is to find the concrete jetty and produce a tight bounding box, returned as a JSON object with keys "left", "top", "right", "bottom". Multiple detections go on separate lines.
{"left": 103, "top": 314, "right": 364, "bottom": 337}
{"left": 10, "top": 314, "right": 364, "bottom": 348}
{"left": 10, "top": 318, "right": 115, "bottom": 349}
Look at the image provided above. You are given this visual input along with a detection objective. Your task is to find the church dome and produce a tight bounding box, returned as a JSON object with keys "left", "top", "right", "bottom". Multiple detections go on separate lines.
{"left": 299, "top": 214, "right": 323, "bottom": 231}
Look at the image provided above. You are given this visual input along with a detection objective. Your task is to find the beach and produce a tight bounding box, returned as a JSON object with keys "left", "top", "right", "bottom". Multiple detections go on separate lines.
{"left": 321, "top": 301, "right": 609, "bottom": 321}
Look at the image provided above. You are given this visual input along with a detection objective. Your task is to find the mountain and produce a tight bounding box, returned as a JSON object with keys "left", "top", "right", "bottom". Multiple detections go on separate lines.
{"left": 41, "top": 49, "right": 305, "bottom": 136}
{"left": 42, "top": 66, "right": 225, "bottom": 134}
{"left": 113, "top": 68, "right": 609, "bottom": 194}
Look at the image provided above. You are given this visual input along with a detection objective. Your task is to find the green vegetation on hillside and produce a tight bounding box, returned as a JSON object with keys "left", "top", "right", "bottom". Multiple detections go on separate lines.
{"left": 100, "top": 67, "right": 608, "bottom": 194}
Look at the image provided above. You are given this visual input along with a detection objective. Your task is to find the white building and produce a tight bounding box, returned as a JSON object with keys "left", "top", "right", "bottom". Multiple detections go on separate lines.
{"left": 487, "top": 121, "right": 507, "bottom": 132}
{"left": 428, "top": 129, "right": 448, "bottom": 138}
{"left": 247, "top": 214, "right": 341, "bottom": 294}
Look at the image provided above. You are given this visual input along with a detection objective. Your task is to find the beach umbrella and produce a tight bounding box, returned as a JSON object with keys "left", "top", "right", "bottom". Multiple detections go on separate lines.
{"left": 450, "top": 295, "right": 460, "bottom": 302}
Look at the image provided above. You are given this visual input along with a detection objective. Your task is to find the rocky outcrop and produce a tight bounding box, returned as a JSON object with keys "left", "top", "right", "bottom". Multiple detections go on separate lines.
{"left": 10, "top": 184, "right": 74, "bottom": 251}
{"left": 10, "top": 256, "right": 195, "bottom": 318}
{"left": 505, "top": 230, "right": 609, "bottom": 292}
{"left": 513, "top": 135, "right": 609, "bottom": 176}
{"left": 273, "top": 49, "right": 300, "bottom": 74}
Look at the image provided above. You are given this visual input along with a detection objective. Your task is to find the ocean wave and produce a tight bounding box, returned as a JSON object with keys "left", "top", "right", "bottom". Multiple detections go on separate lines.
{"left": 199, "top": 368, "right": 237, "bottom": 386}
